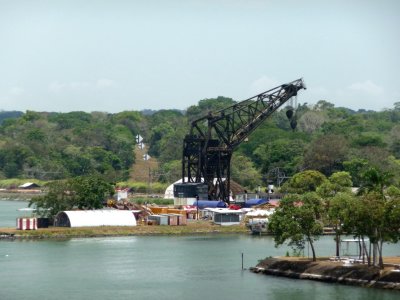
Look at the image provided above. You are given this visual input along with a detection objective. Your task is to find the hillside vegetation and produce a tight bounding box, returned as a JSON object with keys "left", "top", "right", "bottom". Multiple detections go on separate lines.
{"left": 0, "top": 100, "right": 399, "bottom": 190}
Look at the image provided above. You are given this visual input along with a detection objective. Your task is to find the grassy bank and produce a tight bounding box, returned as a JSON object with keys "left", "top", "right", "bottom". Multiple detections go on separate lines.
{"left": 0, "top": 221, "right": 248, "bottom": 239}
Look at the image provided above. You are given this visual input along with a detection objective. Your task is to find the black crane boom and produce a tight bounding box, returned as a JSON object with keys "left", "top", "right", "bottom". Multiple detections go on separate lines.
{"left": 175, "top": 78, "right": 306, "bottom": 202}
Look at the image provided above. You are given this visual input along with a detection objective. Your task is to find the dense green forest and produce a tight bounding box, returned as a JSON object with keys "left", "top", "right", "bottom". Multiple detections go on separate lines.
{"left": 0, "top": 99, "right": 399, "bottom": 190}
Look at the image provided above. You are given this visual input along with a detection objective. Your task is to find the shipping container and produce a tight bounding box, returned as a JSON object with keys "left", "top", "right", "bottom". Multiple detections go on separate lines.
{"left": 147, "top": 215, "right": 169, "bottom": 225}
{"left": 16, "top": 217, "right": 38, "bottom": 230}
{"left": 163, "top": 214, "right": 178, "bottom": 226}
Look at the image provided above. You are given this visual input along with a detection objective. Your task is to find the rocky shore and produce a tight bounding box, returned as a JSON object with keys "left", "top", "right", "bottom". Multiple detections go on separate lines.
{"left": 250, "top": 257, "right": 400, "bottom": 290}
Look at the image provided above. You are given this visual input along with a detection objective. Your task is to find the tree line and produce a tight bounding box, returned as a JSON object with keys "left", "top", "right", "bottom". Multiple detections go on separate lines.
{"left": 0, "top": 100, "right": 399, "bottom": 191}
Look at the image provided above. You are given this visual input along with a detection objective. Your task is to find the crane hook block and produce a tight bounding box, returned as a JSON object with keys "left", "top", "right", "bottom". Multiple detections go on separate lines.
{"left": 286, "top": 109, "right": 294, "bottom": 119}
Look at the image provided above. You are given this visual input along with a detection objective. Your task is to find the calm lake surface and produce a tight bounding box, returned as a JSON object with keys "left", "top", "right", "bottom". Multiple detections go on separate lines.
{"left": 1, "top": 200, "right": 399, "bottom": 300}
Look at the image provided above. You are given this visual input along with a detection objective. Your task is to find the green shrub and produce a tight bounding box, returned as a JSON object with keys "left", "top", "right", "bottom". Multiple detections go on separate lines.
{"left": 116, "top": 181, "right": 168, "bottom": 194}
{"left": 132, "top": 197, "right": 173, "bottom": 206}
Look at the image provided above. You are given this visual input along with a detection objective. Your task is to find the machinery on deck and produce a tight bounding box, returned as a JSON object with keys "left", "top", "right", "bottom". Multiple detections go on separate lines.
{"left": 174, "top": 78, "right": 306, "bottom": 203}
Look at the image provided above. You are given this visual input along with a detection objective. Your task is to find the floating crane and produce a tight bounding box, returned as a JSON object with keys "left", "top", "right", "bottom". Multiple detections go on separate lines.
{"left": 174, "top": 78, "right": 306, "bottom": 203}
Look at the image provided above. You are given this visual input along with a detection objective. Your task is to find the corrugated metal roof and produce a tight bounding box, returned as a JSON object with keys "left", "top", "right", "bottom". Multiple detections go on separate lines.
{"left": 204, "top": 208, "right": 245, "bottom": 214}
{"left": 18, "top": 182, "right": 40, "bottom": 188}
{"left": 56, "top": 210, "right": 137, "bottom": 227}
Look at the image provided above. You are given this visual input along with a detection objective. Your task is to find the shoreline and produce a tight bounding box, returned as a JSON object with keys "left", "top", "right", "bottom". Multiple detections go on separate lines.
{"left": 251, "top": 257, "right": 400, "bottom": 290}
{"left": 0, "top": 192, "right": 40, "bottom": 201}
{"left": 0, "top": 222, "right": 249, "bottom": 239}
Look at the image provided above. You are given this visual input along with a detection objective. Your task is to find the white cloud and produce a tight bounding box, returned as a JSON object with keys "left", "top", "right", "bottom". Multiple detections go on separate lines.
{"left": 348, "top": 80, "right": 384, "bottom": 95}
{"left": 249, "top": 76, "right": 279, "bottom": 95}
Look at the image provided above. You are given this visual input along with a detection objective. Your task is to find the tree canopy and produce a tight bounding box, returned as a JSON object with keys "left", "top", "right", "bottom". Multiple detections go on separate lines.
{"left": 269, "top": 193, "right": 324, "bottom": 261}
{"left": 0, "top": 99, "right": 399, "bottom": 192}
{"left": 29, "top": 175, "right": 115, "bottom": 218}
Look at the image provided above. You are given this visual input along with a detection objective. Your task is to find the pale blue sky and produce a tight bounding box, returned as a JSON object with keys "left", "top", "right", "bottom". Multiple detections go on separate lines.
{"left": 1, "top": 0, "right": 399, "bottom": 113}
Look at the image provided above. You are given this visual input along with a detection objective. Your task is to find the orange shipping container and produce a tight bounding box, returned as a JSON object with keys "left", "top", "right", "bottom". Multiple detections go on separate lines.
{"left": 149, "top": 207, "right": 168, "bottom": 214}
{"left": 167, "top": 209, "right": 186, "bottom": 216}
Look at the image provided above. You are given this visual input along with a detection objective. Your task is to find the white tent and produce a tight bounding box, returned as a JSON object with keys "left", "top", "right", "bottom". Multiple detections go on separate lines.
{"left": 55, "top": 210, "right": 137, "bottom": 227}
{"left": 245, "top": 209, "right": 275, "bottom": 217}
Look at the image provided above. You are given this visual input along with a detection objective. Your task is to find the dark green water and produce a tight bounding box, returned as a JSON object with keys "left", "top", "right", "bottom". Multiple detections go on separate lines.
{"left": 1, "top": 201, "right": 399, "bottom": 300}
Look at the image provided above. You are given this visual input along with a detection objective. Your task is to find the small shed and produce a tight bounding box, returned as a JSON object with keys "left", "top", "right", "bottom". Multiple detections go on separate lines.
{"left": 16, "top": 217, "right": 38, "bottom": 230}
{"left": 115, "top": 188, "right": 129, "bottom": 201}
{"left": 204, "top": 208, "right": 245, "bottom": 226}
{"left": 147, "top": 214, "right": 169, "bottom": 225}
{"left": 54, "top": 210, "right": 137, "bottom": 227}
{"left": 18, "top": 182, "right": 40, "bottom": 189}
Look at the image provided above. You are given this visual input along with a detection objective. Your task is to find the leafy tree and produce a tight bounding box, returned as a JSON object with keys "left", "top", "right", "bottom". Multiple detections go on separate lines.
{"left": 352, "top": 133, "right": 386, "bottom": 148}
{"left": 186, "top": 97, "right": 236, "bottom": 122}
{"left": 48, "top": 111, "right": 92, "bottom": 130}
{"left": 347, "top": 169, "right": 400, "bottom": 268}
{"left": 317, "top": 171, "right": 353, "bottom": 198}
{"left": 327, "top": 192, "right": 357, "bottom": 257}
{"left": 343, "top": 158, "right": 368, "bottom": 187}
{"left": 230, "top": 153, "right": 261, "bottom": 190}
{"left": 69, "top": 175, "right": 115, "bottom": 209}
{"left": 298, "top": 111, "right": 327, "bottom": 134}
{"left": 29, "top": 180, "right": 75, "bottom": 218}
{"left": 281, "top": 170, "right": 327, "bottom": 194}
{"left": 148, "top": 123, "right": 175, "bottom": 158}
{"left": 30, "top": 175, "right": 114, "bottom": 218}
{"left": 0, "top": 144, "right": 31, "bottom": 177}
{"left": 358, "top": 167, "right": 393, "bottom": 196}
{"left": 386, "top": 185, "right": 400, "bottom": 197}
{"left": 158, "top": 126, "right": 187, "bottom": 163}
{"left": 389, "top": 125, "right": 400, "bottom": 159}
{"left": 329, "top": 171, "right": 352, "bottom": 188}
{"left": 355, "top": 193, "right": 386, "bottom": 267}
{"left": 303, "top": 134, "right": 349, "bottom": 175}
{"left": 253, "top": 138, "right": 305, "bottom": 177}
{"left": 158, "top": 160, "right": 181, "bottom": 183}
{"left": 269, "top": 194, "right": 323, "bottom": 261}
{"left": 0, "top": 111, "right": 23, "bottom": 124}
{"left": 314, "top": 100, "right": 335, "bottom": 111}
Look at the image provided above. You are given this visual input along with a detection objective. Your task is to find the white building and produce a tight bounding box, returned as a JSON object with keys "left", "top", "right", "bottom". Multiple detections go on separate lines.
{"left": 54, "top": 210, "right": 138, "bottom": 227}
